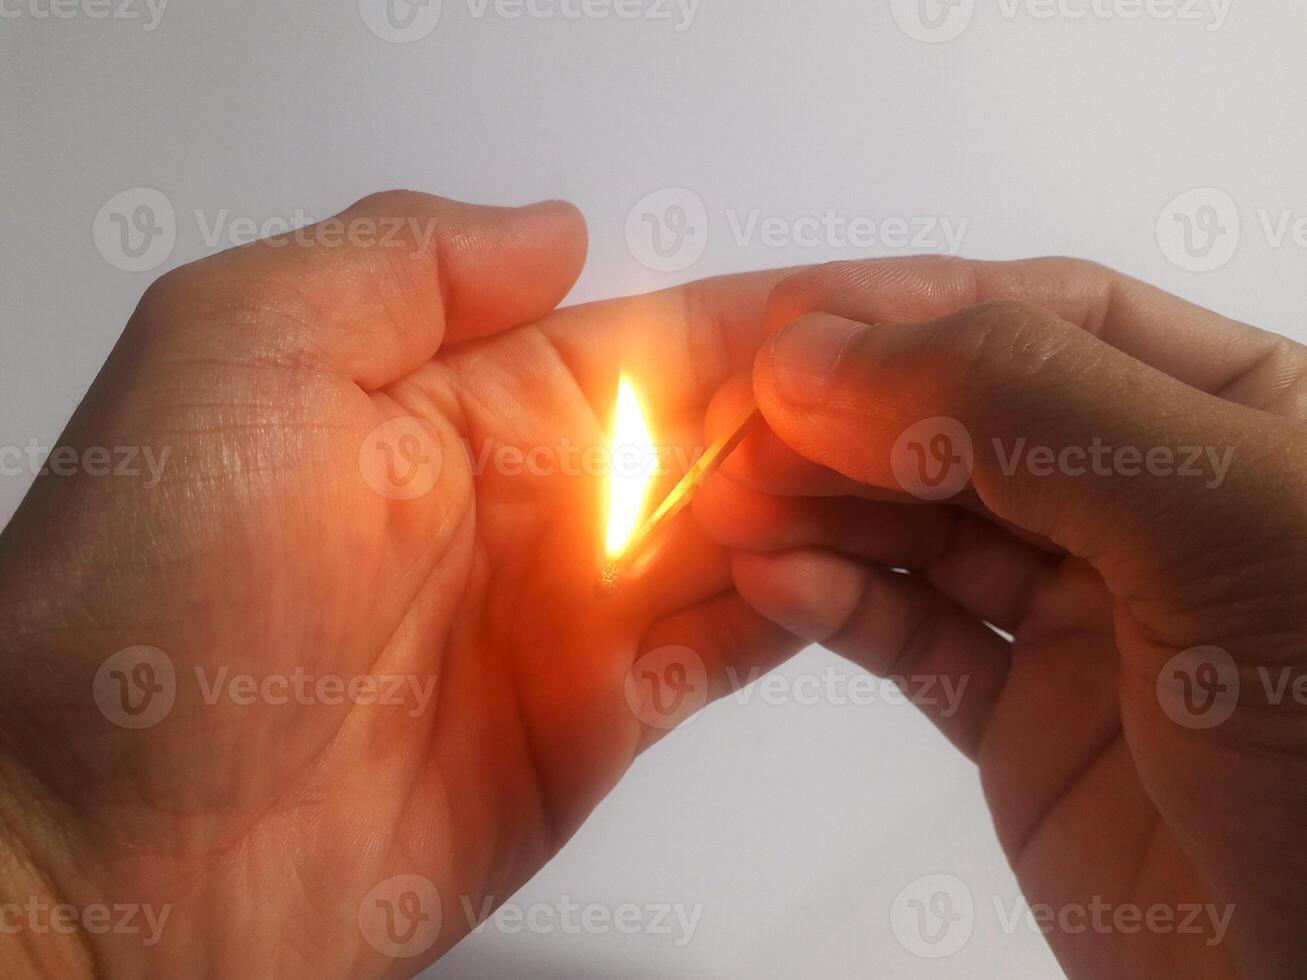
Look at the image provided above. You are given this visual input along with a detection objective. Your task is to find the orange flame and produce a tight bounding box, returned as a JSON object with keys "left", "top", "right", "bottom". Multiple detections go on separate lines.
{"left": 604, "top": 376, "right": 656, "bottom": 558}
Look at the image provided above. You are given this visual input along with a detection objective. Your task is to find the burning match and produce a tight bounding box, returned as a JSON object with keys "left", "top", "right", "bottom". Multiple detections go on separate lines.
{"left": 599, "top": 378, "right": 759, "bottom": 597}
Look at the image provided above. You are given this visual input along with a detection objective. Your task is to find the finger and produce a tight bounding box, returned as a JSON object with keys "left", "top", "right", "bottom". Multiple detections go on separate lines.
{"left": 536, "top": 266, "right": 797, "bottom": 422}
{"left": 694, "top": 476, "right": 1058, "bottom": 632}
{"left": 707, "top": 375, "right": 1008, "bottom": 523}
{"left": 753, "top": 304, "right": 1307, "bottom": 623}
{"left": 700, "top": 374, "right": 1065, "bottom": 557}
{"left": 136, "top": 192, "right": 588, "bottom": 389}
{"left": 705, "top": 374, "right": 875, "bottom": 499}
{"left": 731, "top": 549, "right": 1011, "bottom": 758}
{"left": 768, "top": 256, "right": 1307, "bottom": 418}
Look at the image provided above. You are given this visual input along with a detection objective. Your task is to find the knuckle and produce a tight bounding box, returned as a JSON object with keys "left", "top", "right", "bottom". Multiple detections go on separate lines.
{"left": 1030, "top": 255, "right": 1115, "bottom": 279}
{"left": 946, "top": 299, "right": 1076, "bottom": 379}
{"left": 1250, "top": 335, "right": 1307, "bottom": 419}
{"left": 765, "top": 263, "right": 843, "bottom": 328}
{"left": 348, "top": 188, "right": 434, "bottom": 218}
{"left": 130, "top": 256, "right": 320, "bottom": 369}
{"left": 134, "top": 263, "right": 202, "bottom": 325}
{"left": 767, "top": 255, "right": 971, "bottom": 329}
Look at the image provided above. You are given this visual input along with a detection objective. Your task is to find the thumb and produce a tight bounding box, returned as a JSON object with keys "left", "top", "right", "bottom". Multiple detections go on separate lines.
{"left": 133, "top": 191, "right": 588, "bottom": 389}
{"left": 753, "top": 301, "right": 1307, "bottom": 606}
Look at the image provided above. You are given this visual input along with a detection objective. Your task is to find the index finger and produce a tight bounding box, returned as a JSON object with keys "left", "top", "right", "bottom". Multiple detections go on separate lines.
{"left": 767, "top": 256, "right": 1306, "bottom": 417}
{"left": 537, "top": 267, "right": 796, "bottom": 422}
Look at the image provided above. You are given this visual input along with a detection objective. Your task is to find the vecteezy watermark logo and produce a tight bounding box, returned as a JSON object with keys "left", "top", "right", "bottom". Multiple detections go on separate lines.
{"left": 95, "top": 194, "right": 442, "bottom": 274}
{"left": 358, "top": 0, "right": 443, "bottom": 42}
{"left": 897, "top": 887, "right": 1233, "bottom": 947}
{"left": 465, "top": 0, "right": 701, "bottom": 30}
{"left": 1009, "top": 0, "right": 1232, "bottom": 30}
{"left": 625, "top": 187, "right": 709, "bottom": 274}
{"left": 0, "top": 0, "right": 169, "bottom": 30}
{"left": 1157, "top": 646, "right": 1240, "bottom": 730}
{"left": 624, "top": 645, "right": 709, "bottom": 731}
{"left": 723, "top": 665, "right": 970, "bottom": 716}
{"left": 1157, "top": 189, "right": 1307, "bottom": 272}
{"left": 359, "top": 874, "right": 443, "bottom": 959}
{"left": 892, "top": 0, "right": 1232, "bottom": 40}
{"left": 993, "top": 438, "right": 1236, "bottom": 489}
{"left": 891, "top": 418, "right": 974, "bottom": 501}
{"left": 0, "top": 440, "right": 172, "bottom": 487}
{"left": 890, "top": 873, "right": 975, "bottom": 958}
{"left": 196, "top": 209, "right": 440, "bottom": 257}
{"left": 1156, "top": 187, "right": 1241, "bottom": 272}
{"left": 625, "top": 189, "right": 970, "bottom": 273}
{"left": 461, "top": 894, "right": 705, "bottom": 945}
{"left": 462, "top": 435, "right": 704, "bottom": 480}
{"left": 93, "top": 646, "right": 176, "bottom": 730}
{"left": 893, "top": 428, "right": 1235, "bottom": 500}
{"left": 890, "top": 0, "right": 975, "bottom": 43}
{"left": 359, "top": 417, "right": 444, "bottom": 501}
{"left": 993, "top": 894, "right": 1233, "bottom": 945}
{"left": 0, "top": 899, "right": 172, "bottom": 947}
{"left": 93, "top": 188, "right": 176, "bottom": 274}
{"left": 725, "top": 209, "right": 970, "bottom": 255}
{"left": 192, "top": 667, "right": 438, "bottom": 717}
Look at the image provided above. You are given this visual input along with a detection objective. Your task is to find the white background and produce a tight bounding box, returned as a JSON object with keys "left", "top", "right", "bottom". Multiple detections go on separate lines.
{"left": 3, "top": 1, "right": 1305, "bottom": 977}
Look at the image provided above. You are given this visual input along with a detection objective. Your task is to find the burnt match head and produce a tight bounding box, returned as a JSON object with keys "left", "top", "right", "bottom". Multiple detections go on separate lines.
{"left": 597, "top": 561, "right": 622, "bottom": 599}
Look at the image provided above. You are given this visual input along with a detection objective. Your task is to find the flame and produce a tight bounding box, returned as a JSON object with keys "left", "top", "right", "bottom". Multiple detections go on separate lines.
{"left": 605, "top": 376, "right": 656, "bottom": 558}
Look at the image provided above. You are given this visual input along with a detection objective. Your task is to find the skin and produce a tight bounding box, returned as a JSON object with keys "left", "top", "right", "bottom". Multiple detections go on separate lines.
{"left": 0, "top": 194, "right": 1303, "bottom": 977}
{"left": 0, "top": 192, "right": 802, "bottom": 977}
{"left": 693, "top": 256, "right": 1307, "bottom": 979}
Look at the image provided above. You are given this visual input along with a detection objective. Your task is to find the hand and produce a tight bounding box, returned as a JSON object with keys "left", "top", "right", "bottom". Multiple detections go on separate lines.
{"left": 0, "top": 192, "right": 801, "bottom": 978}
{"left": 694, "top": 257, "right": 1307, "bottom": 979}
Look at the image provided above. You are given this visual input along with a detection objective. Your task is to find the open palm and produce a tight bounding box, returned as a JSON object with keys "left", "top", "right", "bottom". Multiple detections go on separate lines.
{"left": 0, "top": 193, "right": 799, "bottom": 978}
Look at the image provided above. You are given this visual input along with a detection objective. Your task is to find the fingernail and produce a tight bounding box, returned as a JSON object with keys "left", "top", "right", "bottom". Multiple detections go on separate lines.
{"left": 771, "top": 316, "right": 865, "bottom": 404}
